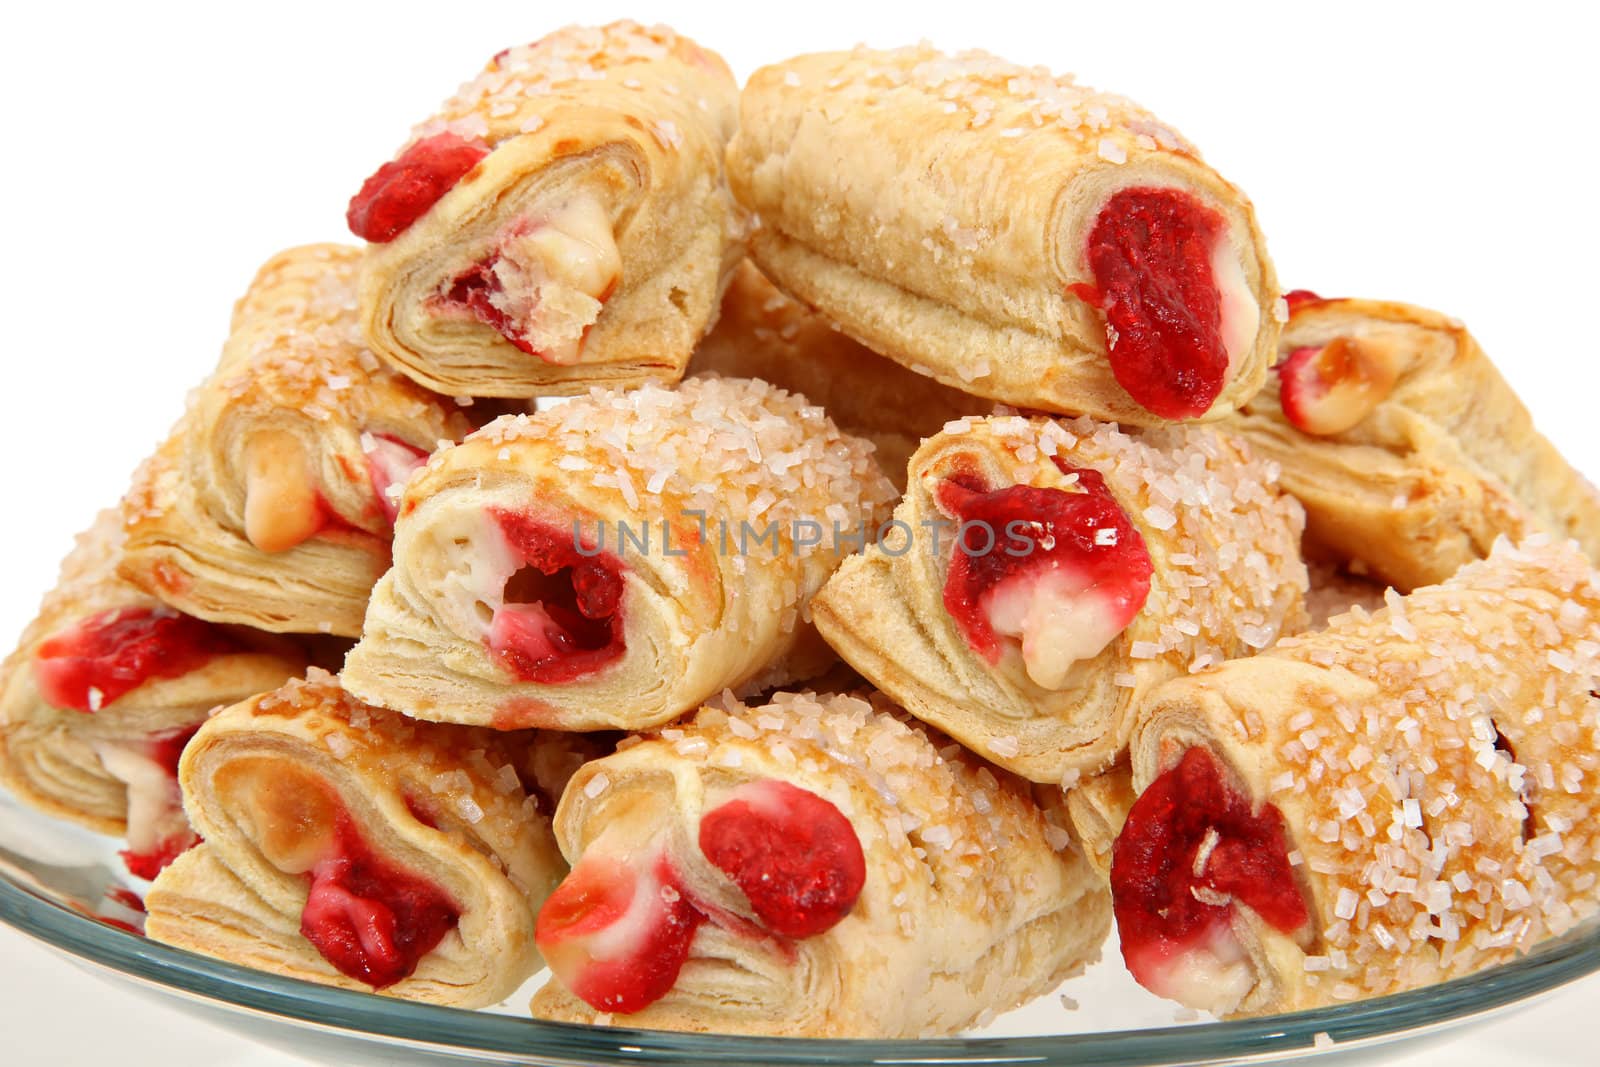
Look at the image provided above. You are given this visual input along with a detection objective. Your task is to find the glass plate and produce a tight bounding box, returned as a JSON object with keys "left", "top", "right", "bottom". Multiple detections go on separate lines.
{"left": 2, "top": 790, "right": 1596, "bottom": 1067}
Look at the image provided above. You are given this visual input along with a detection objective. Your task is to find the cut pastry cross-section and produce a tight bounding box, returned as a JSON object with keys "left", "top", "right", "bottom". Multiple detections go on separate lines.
{"left": 529, "top": 690, "right": 1109, "bottom": 1037}
{"left": 1226, "top": 296, "right": 1600, "bottom": 590}
{"left": 350, "top": 21, "right": 745, "bottom": 397}
{"left": 1116, "top": 536, "right": 1600, "bottom": 1017}
{"left": 812, "top": 413, "right": 1309, "bottom": 783}
{"left": 341, "top": 376, "right": 897, "bottom": 732}
{"left": 118, "top": 244, "right": 473, "bottom": 637}
{"left": 144, "top": 672, "right": 567, "bottom": 1007}
{"left": 0, "top": 510, "right": 304, "bottom": 878}
{"left": 727, "top": 45, "right": 1280, "bottom": 426}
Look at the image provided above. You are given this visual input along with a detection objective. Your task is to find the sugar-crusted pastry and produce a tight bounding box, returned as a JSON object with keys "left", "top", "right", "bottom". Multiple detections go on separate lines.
{"left": 349, "top": 21, "right": 744, "bottom": 398}
{"left": 118, "top": 245, "right": 472, "bottom": 637}
{"left": 727, "top": 44, "right": 1279, "bottom": 425}
{"left": 687, "top": 261, "right": 984, "bottom": 486}
{"left": 0, "top": 511, "right": 304, "bottom": 878}
{"left": 144, "top": 672, "right": 564, "bottom": 1006}
{"left": 812, "top": 414, "right": 1308, "bottom": 783}
{"left": 1228, "top": 295, "right": 1600, "bottom": 590}
{"left": 1113, "top": 537, "right": 1600, "bottom": 1017}
{"left": 341, "top": 377, "right": 898, "bottom": 731}
{"left": 529, "top": 690, "right": 1108, "bottom": 1036}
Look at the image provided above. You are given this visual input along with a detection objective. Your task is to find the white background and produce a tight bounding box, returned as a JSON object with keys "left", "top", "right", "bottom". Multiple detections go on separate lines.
{"left": 1, "top": 1, "right": 1595, "bottom": 1063}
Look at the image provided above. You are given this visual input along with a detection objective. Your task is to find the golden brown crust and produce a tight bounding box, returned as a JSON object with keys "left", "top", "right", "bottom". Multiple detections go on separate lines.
{"left": 119, "top": 245, "right": 472, "bottom": 637}
{"left": 144, "top": 672, "right": 565, "bottom": 1007}
{"left": 1228, "top": 297, "right": 1600, "bottom": 590}
{"left": 1128, "top": 537, "right": 1600, "bottom": 1015}
{"left": 812, "top": 414, "right": 1308, "bottom": 783}
{"left": 727, "top": 45, "right": 1279, "bottom": 425}
{"left": 529, "top": 689, "right": 1108, "bottom": 1036}
{"left": 358, "top": 22, "right": 744, "bottom": 397}
{"left": 340, "top": 377, "right": 898, "bottom": 731}
{"left": 688, "top": 261, "right": 985, "bottom": 486}
{"left": 0, "top": 511, "right": 304, "bottom": 835}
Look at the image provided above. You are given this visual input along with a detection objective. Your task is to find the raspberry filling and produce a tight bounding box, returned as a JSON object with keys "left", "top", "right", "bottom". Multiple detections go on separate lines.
{"left": 1111, "top": 748, "right": 1309, "bottom": 1013}
{"left": 487, "top": 511, "right": 626, "bottom": 684}
{"left": 1278, "top": 338, "right": 1401, "bottom": 436}
{"left": 360, "top": 433, "right": 430, "bottom": 525}
{"left": 537, "top": 778, "right": 864, "bottom": 1014}
{"left": 936, "top": 466, "right": 1153, "bottom": 689}
{"left": 434, "top": 198, "right": 621, "bottom": 365}
{"left": 1072, "top": 187, "right": 1255, "bottom": 419}
{"left": 346, "top": 132, "right": 491, "bottom": 244}
{"left": 698, "top": 780, "right": 866, "bottom": 939}
{"left": 300, "top": 808, "right": 461, "bottom": 989}
{"left": 33, "top": 607, "right": 241, "bottom": 713}
{"left": 1282, "top": 289, "right": 1326, "bottom": 314}
{"left": 96, "top": 726, "right": 202, "bottom": 881}
{"left": 536, "top": 850, "right": 704, "bottom": 1015}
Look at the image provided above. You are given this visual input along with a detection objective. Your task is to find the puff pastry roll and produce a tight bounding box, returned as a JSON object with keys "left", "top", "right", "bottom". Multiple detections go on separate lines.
{"left": 529, "top": 690, "right": 1108, "bottom": 1036}
{"left": 119, "top": 245, "right": 473, "bottom": 637}
{"left": 687, "top": 261, "right": 983, "bottom": 486}
{"left": 0, "top": 511, "right": 303, "bottom": 878}
{"left": 727, "top": 45, "right": 1279, "bottom": 425}
{"left": 342, "top": 377, "right": 897, "bottom": 731}
{"left": 144, "top": 672, "right": 563, "bottom": 1006}
{"left": 1228, "top": 295, "right": 1600, "bottom": 590}
{"left": 347, "top": 21, "right": 743, "bottom": 398}
{"left": 812, "top": 414, "right": 1308, "bottom": 783}
{"left": 1113, "top": 537, "right": 1600, "bottom": 1017}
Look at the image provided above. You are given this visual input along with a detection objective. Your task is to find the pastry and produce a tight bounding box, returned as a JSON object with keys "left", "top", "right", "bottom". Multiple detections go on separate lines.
{"left": 812, "top": 413, "right": 1308, "bottom": 783}
{"left": 529, "top": 689, "right": 1108, "bottom": 1036}
{"left": 348, "top": 21, "right": 743, "bottom": 398}
{"left": 1113, "top": 536, "right": 1600, "bottom": 1016}
{"left": 1228, "top": 294, "right": 1600, "bottom": 590}
{"left": 687, "top": 261, "right": 984, "bottom": 487}
{"left": 0, "top": 511, "right": 304, "bottom": 878}
{"left": 119, "top": 244, "right": 473, "bottom": 637}
{"left": 726, "top": 44, "right": 1279, "bottom": 425}
{"left": 341, "top": 377, "right": 898, "bottom": 731}
{"left": 1303, "top": 558, "right": 1389, "bottom": 629}
{"left": 144, "top": 671, "right": 564, "bottom": 1006}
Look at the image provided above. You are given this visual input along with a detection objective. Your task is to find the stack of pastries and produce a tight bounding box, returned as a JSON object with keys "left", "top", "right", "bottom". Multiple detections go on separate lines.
{"left": 4, "top": 21, "right": 1599, "bottom": 1039}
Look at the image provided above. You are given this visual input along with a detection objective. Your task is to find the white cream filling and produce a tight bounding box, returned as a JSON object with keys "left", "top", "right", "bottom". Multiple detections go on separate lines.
{"left": 1282, "top": 337, "right": 1402, "bottom": 436}
{"left": 1145, "top": 921, "right": 1255, "bottom": 1017}
{"left": 1210, "top": 236, "right": 1260, "bottom": 378}
{"left": 484, "top": 196, "right": 621, "bottom": 365}
{"left": 985, "top": 568, "right": 1126, "bottom": 690}
{"left": 584, "top": 851, "right": 675, "bottom": 962}
{"left": 92, "top": 741, "right": 187, "bottom": 856}
{"left": 418, "top": 509, "right": 523, "bottom": 641}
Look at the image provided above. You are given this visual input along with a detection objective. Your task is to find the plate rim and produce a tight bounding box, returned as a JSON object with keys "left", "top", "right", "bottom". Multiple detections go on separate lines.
{"left": 2, "top": 856, "right": 1598, "bottom": 1066}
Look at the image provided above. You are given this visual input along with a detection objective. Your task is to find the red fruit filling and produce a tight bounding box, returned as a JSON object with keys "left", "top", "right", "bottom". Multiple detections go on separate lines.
{"left": 1074, "top": 187, "right": 1233, "bottom": 419}
{"left": 1283, "top": 289, "right": 1325, "bottom": 314}
{"left": 1110, "top": 748, "right": 1308, "bottom": 1005}
{"left": 117, "top": 726, "right": 203, "bottom": 880}
{"left": 362, "top": 433, "right": 430, "bottom": 525}
{"left": 33, "top": 608, "right": 241, "bottom": 713}
{"left": 122, "top": 833, "right": 197, "bottom": 881}
{"left": 537, "top": 778, "right": 864, "bottom": 1014}
{"left": 487, "top": 511, "right": 626, "bottom": 684}
{"left": 935, "top": 465, "right": 1152, "bottom": 686}
{"left": 443, "top": 253, "right": 536, "bottom": 354}
{"left": 535, "top": 851, "right": 703, "bottom": 1015}
{"left": 1277, "top": 338, "right": 1399, "bottom": 437}
{"left": 347, "top": 132, "right": 491, "bottom": 243}
{"left": 300, "top": 808, "right": 460, "bottom": 989}
{"left": 698, "top": 780, "right": 866, "bottom": 939}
